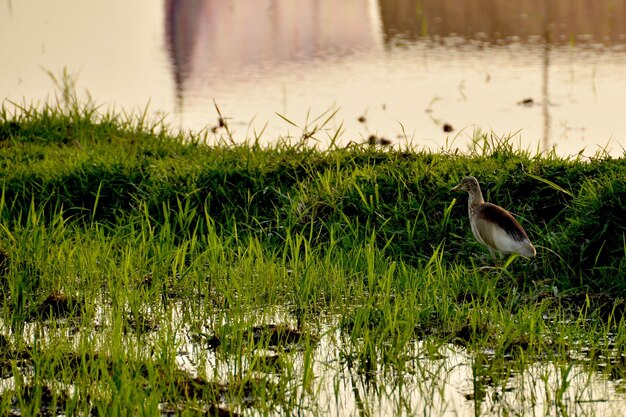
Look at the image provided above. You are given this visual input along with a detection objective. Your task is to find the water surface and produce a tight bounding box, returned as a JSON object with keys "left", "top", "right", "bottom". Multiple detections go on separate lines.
{"left": 2, "top": 0, "right": 626, "bottom": 155}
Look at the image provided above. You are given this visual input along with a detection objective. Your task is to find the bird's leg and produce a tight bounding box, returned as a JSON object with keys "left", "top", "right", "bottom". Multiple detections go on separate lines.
{"left": 496, "top": 253, "right": 504, "bottom": 268}
{"left": 488, "top": 248, "right": 499, "bottom": 266}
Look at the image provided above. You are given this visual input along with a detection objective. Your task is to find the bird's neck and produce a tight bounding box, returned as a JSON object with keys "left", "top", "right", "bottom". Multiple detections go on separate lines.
{"left": 467, "top": 188, "right": 485, "bottom": 212}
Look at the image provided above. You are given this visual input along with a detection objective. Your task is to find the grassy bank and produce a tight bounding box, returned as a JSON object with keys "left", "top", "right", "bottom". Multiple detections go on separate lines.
{"left": 0, "top": 101, "right": 625, "bottom": 415}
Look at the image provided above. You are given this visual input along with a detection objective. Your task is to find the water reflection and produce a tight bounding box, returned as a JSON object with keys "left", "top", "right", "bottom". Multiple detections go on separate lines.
{"left": 174, "top": 306, "right": 626, "bottom": 417}
{"left": 8, "top": 295, "right": 626, "bottom": 416}
{"left": 161, "top": 0, "right": 626, "bottom": 154}
{"left": 2, "top": 0, "right": 626, "bottom": 155}
{"left": 164, "top": 0, "right": 382, "bottom": 117}
{"left": 379, "top": 0, "right": 626, "bottom": 46}
{"left": 542, "top": 2, "right": 552, "bottom": 153}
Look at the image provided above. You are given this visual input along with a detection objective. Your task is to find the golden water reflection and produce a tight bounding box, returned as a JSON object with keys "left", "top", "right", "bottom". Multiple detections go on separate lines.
{"left": 380, "top": 0, "right": 626, "bottom": 46}
{"left": 1, "top": 0, "right": 626, "bottom": 155}
{"left": 164, "top": 0, "right": 626, "bottom": 155}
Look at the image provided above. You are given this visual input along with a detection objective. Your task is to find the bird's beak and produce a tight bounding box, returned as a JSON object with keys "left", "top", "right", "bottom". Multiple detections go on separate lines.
{"left": 450, "top": 183, "right": 462, "bottom": 192}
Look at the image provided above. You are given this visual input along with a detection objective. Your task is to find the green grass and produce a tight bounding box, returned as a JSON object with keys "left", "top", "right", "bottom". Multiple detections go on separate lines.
{"left": 0, "top": 98, "right": 625, "bottom": 415}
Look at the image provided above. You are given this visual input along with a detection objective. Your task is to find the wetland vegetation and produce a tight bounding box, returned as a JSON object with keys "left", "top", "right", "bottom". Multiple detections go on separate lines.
{"left": 0, "top": 98, "right": 625, "bottom": 416}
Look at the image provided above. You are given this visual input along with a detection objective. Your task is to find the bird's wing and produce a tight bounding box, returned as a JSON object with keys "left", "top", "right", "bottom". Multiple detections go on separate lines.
{"left": 475, "top": 217, "right": 532, "bottom": 254}
{"left": 476, "top": 203, "right": 530, "bottom": 243}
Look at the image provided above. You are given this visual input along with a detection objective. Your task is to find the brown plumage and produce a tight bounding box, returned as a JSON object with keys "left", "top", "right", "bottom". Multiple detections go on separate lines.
{"left": 451, "top": 176, "right": 536, "bottom": 259}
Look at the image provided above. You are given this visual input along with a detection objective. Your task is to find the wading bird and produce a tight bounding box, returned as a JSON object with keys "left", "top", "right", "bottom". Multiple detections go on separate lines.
{"left": 451, "top": 176, "right": 536, "bottom": 260}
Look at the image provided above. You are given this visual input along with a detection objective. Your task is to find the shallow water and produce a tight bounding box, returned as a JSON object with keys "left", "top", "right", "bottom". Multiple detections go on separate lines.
{"left": 173, "top": 307, "right": 626, "bottom": 417}
{"left": 4, "top": 301, "right": 626, "bottom": 416}
{"left": 2, "top": 0, "right": 626, "bottom": 155}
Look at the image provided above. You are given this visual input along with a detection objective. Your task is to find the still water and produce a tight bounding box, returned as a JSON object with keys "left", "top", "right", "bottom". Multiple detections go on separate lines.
{"left": 170, "top": 307, "right": 626, "bottom": 416}
{"left": 2, "top": 0, "right": 626, "bottom": 155}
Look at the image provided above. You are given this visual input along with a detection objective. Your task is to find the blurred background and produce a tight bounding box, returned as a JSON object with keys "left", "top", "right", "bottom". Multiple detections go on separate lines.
{"left": 2, "top": 0, "right": 626, "bottom": 155}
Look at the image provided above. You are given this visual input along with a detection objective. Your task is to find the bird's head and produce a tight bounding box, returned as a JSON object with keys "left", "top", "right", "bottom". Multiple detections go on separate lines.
{"left": 451, "top": 176, "right": 480, "bottom": 193}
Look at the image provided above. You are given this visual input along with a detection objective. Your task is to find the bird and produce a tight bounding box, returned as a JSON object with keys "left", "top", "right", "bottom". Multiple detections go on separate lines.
{"left": 451, "top": 176, "right": 536, "bottom": 260}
